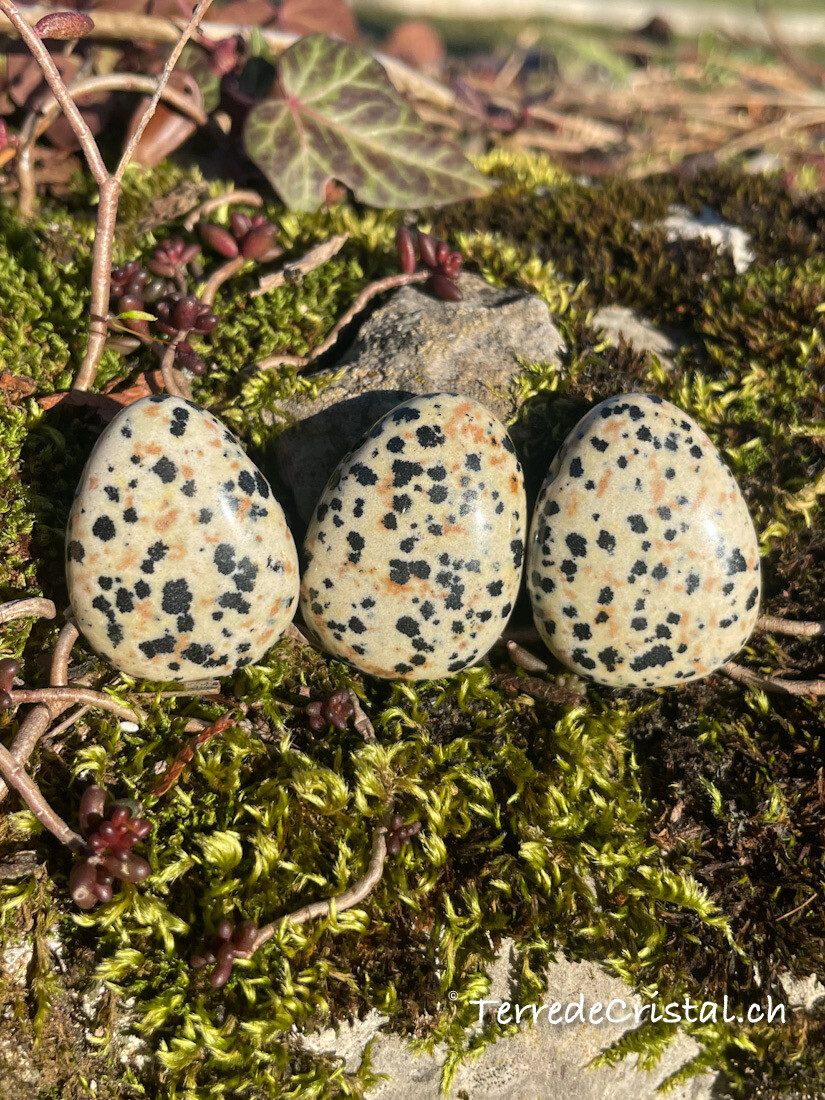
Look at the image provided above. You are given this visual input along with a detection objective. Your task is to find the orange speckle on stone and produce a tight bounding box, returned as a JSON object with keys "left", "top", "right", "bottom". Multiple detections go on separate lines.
{"left": 154, "top": 510, "right": 179, "bottom": 532}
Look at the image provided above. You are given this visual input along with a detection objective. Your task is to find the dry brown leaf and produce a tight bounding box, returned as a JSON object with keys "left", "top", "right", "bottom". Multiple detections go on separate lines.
{"left": 38, "top": 370, "right": 167, "bottom": 421}
{"left": 125, "top": 71, "right": 203, "bottom": 168}
{"left": 383, "top": 21, "right": 445, "bottom": 77}
{"left": 0, "top": 371, "right": 36, "bottom": 403}
{"left": 277, "top": 0, "right": 358, "bottom": 43}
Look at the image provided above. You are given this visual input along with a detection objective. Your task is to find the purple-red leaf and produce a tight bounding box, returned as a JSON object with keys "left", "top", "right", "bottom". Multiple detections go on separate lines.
{"left": 243, "top": 34, "right": 491, "bottom": 213}
{"left": 34, "top": 12, "right": 95, "bottom": 40}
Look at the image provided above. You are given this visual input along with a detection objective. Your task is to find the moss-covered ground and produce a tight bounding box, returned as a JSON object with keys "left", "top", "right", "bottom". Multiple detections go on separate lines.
{"left": 1, "top": 149, "right": 825, "bottom": 1098}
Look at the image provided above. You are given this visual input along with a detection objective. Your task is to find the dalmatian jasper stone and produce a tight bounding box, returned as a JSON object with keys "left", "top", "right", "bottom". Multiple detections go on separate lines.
{"left": 66, "top": 395, "right": 299, "bottom": 681}
{"left": 300, "top": 393, "right": 526, "bottom": 680}
{"left": 527, "top": 393, "right": 761, "bottom": 688}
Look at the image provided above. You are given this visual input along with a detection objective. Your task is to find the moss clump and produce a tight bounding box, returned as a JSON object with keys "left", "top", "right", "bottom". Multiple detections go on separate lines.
{"left": 2, "top": 150, "right": 825, "bottom": 1098}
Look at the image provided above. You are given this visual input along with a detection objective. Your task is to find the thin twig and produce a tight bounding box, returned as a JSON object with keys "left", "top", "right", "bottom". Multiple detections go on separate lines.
{"left": 199, "top": 255, "right": 246, "bottom": 307}
{"left": 347, "top": 689, "right": 376, "bottom": 742}
{"left": 0, "top": 0, "right": 107, "bottom": 194}
{"left": 0, "top": 741, "right": 88, "bottom": 854}
{"left": 44, "top": 704, "right": 91, "bottom": 741}
{"left": 49, "top": 620, "right": 79, "bottom": 687}
{"left": 252, "top": 271, "right": 428, "bottom": 373}
{"left": 113, "top": 0, "right": 214, "bottom": 184}
{"left": 777, "top": 892, "right": 818, "bottom": 922}
{"left": 183, "top": 188, "right": 263, "bottom": 231}
{"left": 150, "top": 713, "right": 234, "bottom": 797}
{"left": 757, "top": 615, "right": 825, "bottom": 637}
{"left": 249, "top": 820, "right": 388, "bottom": 953}
{"left": 252, "top": 234, "right": 350, "bottom": 298}
{"left": 721, "top": 662, "right": 825, "bottom": 696}
{"left": 158, "top": 333, "right": 191, "bottom": 399}
{"left": 0, "top": 597, "right": 56, "bottom": 624}
{"left": 17, "top": 73, "right": 207, "bottom": 215}
{"left": 491, "top": 671, "right": 584, "bottom": 706}
{"left": 8, "top": 686, "right": 145, "bottom": 724}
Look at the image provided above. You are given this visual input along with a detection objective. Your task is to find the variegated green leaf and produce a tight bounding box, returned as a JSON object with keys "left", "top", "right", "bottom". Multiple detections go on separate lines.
{"left": 243, "top": 34, "right": 491, "bottom": 212}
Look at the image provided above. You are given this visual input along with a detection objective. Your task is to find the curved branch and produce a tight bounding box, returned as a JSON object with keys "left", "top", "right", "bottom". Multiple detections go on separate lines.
{"left": 721, "top": 662, "right": 825, "bottom": 696}
{"left": 0, "top": 597, "right": 56, "bottom": 625}
{"left": 8, "top": 686, "right": 146, "bottom": 724}
{"left": 0, "top": 740, "right": 88, "bottom": 854}
{"left": 757, "top": 615, "right": 825, "bottom": 638}
{"left": 249, "top": 820, "right": 388, "bottom": 953}
{"left": 17, "top": 73, "right": 207, "bottom": 216}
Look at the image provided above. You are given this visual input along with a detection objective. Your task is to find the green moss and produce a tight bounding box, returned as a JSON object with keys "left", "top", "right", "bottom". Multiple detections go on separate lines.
{"left": 2, "top": 149, "right": 825, "bottom": 1099}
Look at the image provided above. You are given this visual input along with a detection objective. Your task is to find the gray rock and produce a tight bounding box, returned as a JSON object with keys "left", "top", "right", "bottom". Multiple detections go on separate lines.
{"left": 267, "top": 274, "right": 565, "bottom": 528}
{"left": 297, "top": 944, "right": 721, "bottom": 1099}
{"left": 658, "top": 204, "right": 755, "bottom": 274}
{"left": 592, "top": 305, "right": 681, "bottom": 370}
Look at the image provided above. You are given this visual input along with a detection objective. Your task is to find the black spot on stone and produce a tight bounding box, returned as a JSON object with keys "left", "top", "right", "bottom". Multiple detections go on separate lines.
{"left": 561, "top": 559, "right": 577, "bottom": 580}
{"left": 465, "top": 453, "right": 481, "bottom": 471}
{"left": 569, "top": 457, "right": 584, "bottom": 478}
{"left": 162, "top": 579, "right": 192, "bottom": 616}
{"left": 511, "top": 539, "right": 524, "bottom": 569}
{"left": 665, "top": 467, "right": 676, "bottom": 480}
{"left": 122, "top": 507, "right": 138, "bottom": 524}
{"left": 392, "top": 460, "right": 423, "bottom": 488}
{"left": 351, "top": 463, "right": 379, "bottom": 486}
{"left": 139, "top": 633, "right": 176, "bottom": 659}
{"left": 597, "top": 530, "right": 616, "bottom": 553}
{"left": 392, "top": 406, "right": 421, "bottom": 423}
{"left": 170, "top": 407, "right": 189, "bottom": 437}
{"left": 134, "top": 580, "right": 151, "bottom": 599}
{"left": 416, "top": 425, "right": 445, "bottom": 448}
{"left": 590, "top": 437, "right": 608, "bottom": 452}
{"left": 745, "top": 587, "right": 759, "bottom": 611}
{"left": 617, "top": 456, "right": 628, "bottom": 469}
{"left": 347, "top": 531, "right": 365, "bottom": 563}
{"left": 104, "top": 486, "right": 119, "bottom": 502}
{"left": 657, "top": 506, "right": 672, "bottom": 520}
{"left": 238, "top": 470, "right": 256, "bottom": 494}
{"left": 382, "top": 513, "right": 397, "bottom": 530}
{"left": 636, "top": 425, "right": 652, "bottom": 443}
{"left": 598, "top": 646, "right": 619, "bottom": 671}
{"left": 595, "top": 610, "right": 609, "bottom": 623}
{"left": 630, "top": 560, "right": 647, "bottom": 577}
{"left": 563, "top": 605, "right": 578, "bottom": 619}
{"left": 566, "top": 533, "right": 588, "bottom": 558}
{"left": 92, "top": 516, "right": 116, "bottom": 541}
{"left": 630, "top": 645, "right": 673, "bottom": 671}
{"left": 487, "top": 579, "right": 504, "bottom": 597}
{"left": 598, "top": 586, "right": 613, "bottom": 604}
{"left": 690, "top": 445, "right": 702, "bottom": 459}
{"left": 254, "top": 471, "right": 269, "bottom": 498}
{"left": 67, "top": 540, "right": 85, "bottom": 562}
{"left": 218, "top": 592, "right": 250, "bottom": 614}
{"left": 572, "top": 648, "right": 596, "bottom": 670}
{"left": 389, "top": 559, "right": 430, "bottom": 585}
{"left": 631, "top": 617, "right": 647, "bottom": 631}
{"left": 427, "top": 465, "right": 447, "bottom": 481}
{"left": 396, "top": 616, "right": 420, "bottom": 637}
{"left": 685, "top": 572, "right": 700, "bottom": 595}
{"left": 115, "top": 588, "right": 134, "bottom": 614}
{"left": 667, "top": 612, "right": 681, "bottom": 624}
{"left": 664, "top": 528, "right": 677, "bottom": 541}
{"left": 656, "top": 624, "right": 671, "bottom": 639}
{"left": 393, "top": 494, "right": 412, "bottom": 513}
{"left": 727, "top": 549, "right": 747, "bottom": 575}
{"left": 573, "top": 623, "right": 591, "bottom": 641}
{"left": 181, "top": 480, "right": 196, "bottom": 498}
{"left": 214, "top": 545, "right": 235, "bottom": 575}
{"left": 428, "top": 485, "right": 448, "bottom": 505}
{"left": 627, "top": 514, "right": 648, "bottom": 534}
{"left": 151, "top": 456, "right": 177, "bottom": 483}
{"left": 121, "top": 424, "right": 132, "bottom": 438}
{"left": 98, "top": 575, "right": 113, "bottom": 590}
{"left": 651, "top": 563, "right": 668, "bottom": 581}
{"left": 198, "top": 509, "right": 213, "bottom": 524}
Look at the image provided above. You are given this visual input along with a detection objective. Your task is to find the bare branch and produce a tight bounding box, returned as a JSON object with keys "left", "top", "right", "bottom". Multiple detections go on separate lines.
{"left": 506, "top": 639, "right": 549, "bottom": 673}
{"left": 252, "top": 271, "right": 428, "bottom": 373}
{"left": 721, "top": 662, "right": 825, "bottom": 696}
{"left": 0, "top": 597, "right": 56, "bottom": 624}
{"left": 8, "top": 686, "right": 146, "bottom": 723}
{"left": 252, "top": 235, "right": 350, "bottom": 298}
{"left": 757, "top": 615, "right": 825, "bottom": 637}
{"left": 183, "top": 189, "right": 263, "bottom": 232}
{"left": 0, "top": 740, "right": 88, "bottom": 854}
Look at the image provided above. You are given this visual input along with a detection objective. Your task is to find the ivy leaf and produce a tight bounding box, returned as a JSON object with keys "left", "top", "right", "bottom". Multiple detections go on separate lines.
{"left": 178, "top": 42, "right": 220, "bottom": 115}
{"left": 243, "top": 34, "right": 491, "bottom": 212}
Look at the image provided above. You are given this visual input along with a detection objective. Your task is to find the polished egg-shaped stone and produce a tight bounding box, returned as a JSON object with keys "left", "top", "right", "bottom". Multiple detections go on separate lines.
{"left": 527, "top": 393, "right": 761, "bottom": 688}
{"left": 66, "top": 395, "right": 298, "bottom": 681}
{"left": 300, "top": 393, "right": 526, "bottom": 679}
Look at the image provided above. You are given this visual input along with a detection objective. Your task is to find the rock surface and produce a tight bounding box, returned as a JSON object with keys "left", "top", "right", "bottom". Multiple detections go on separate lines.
{"left": 269, "top": 273, "right": 565, "bottom": 527}
{"left": 300, "top": 394, "right": 526, "bottom": 680}
{"left": 593, "top": 304, "right": 682, "bottom": 371}
{"left": 527, "top": 392, "right": 761, "bottom": 688}
{"left": 300, "top": 946, "right": 719, "bottom": 1100}
{"left": 66, "top": 395, "right": 299, "bottom": 681}
{"left": 658, "top": 204, "right": 755, "bottom": 274}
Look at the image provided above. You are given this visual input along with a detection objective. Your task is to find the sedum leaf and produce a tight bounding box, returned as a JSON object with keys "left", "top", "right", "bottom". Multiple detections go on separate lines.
{"left": 243, "top": 34, "right": 492, "bottom": 212}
